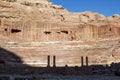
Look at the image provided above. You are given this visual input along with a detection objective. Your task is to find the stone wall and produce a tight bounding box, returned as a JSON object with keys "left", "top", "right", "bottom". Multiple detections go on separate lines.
{"left": 0, "top": 19, "right": 120, "bottom": 42}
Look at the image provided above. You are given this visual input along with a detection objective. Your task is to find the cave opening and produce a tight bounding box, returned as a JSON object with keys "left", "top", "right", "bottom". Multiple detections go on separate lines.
{"left": 109, "top": 28, "right": 112, "bottom": 31}
{"left": 61, "top": 31, "right": 68, "bottom": 34}
{"left": 5, "top": 28, "right": 7, "bottom": 31}
{"left": 44, "top": 31, "right": 51, "bottom": 35}
{"left": 11, "top": 29, "right": 21, "bottom": 33}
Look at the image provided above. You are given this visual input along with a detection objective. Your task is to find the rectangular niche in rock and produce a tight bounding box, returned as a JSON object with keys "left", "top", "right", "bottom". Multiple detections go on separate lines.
{"left": 44, "top": 31, "right": 51, "bottom": 35}
{"left": 11, "top": 29, "right": 21, "bottom": 33}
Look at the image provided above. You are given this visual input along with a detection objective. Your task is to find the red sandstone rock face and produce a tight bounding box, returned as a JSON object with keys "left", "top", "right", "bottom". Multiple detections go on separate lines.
{"left": 0, "top": 0, "right": 120, "bottom": 67}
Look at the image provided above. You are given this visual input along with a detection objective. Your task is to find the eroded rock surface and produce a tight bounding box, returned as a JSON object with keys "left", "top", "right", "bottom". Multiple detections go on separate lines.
{"left": 0, "top": 0, "right": 120, "bottom": 67}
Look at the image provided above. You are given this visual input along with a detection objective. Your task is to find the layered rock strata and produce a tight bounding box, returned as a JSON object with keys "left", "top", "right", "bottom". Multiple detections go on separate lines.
{"left": 0, "top": 0, "right": 120, "bottom": 67}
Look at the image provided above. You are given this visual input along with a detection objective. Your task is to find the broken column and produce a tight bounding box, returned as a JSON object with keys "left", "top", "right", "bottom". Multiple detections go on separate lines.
{"left": 47, "top": 55, "right": 50, "bottom": 67}
{"left": 53, "top": 55, "right": 56, "bottom": 67}
{"left": 86, "top": 56, "right": 88, "bottom": 66}
{"left": 81, "top": 56, "right": 84, "bottom": 67}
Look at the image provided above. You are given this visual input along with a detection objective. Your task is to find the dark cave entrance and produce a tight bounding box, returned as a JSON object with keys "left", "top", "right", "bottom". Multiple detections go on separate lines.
{"left": 11, "top": 29, "right": 21, "bottom": 33}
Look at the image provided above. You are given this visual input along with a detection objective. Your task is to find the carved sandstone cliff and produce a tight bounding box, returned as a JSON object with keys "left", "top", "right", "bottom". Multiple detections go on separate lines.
{"left": 0, "top": 0, "right": 120, "bottom": 66}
